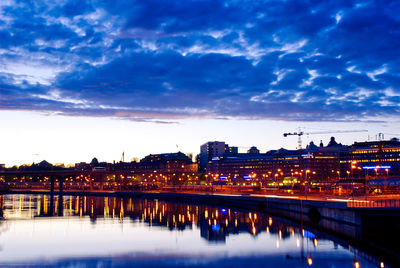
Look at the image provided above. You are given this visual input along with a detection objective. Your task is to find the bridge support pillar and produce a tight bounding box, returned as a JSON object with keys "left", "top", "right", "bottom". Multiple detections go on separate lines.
{"left": 49, "top": 176, "right": 55, "bottom": 216}
{"left": 58, "top": 178, "right": 64, "bottom": 216}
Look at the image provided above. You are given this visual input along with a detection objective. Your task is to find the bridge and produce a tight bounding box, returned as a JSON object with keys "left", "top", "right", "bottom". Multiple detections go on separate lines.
{"left": 0, "top": 170, "right": 140, "bottom": 216}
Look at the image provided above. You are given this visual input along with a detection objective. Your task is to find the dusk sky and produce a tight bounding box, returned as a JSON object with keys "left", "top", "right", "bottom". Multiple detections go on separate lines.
{"left": 1, "top": 0, "right": 400, "bottom": 166}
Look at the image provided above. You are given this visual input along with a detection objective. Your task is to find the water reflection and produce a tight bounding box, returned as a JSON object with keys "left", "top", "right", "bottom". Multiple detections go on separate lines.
{"left": 0, "top": 194, "right": 392, "bottom": 267}
{"left": 1, "top": 194, "right": 282, "bottom": 243}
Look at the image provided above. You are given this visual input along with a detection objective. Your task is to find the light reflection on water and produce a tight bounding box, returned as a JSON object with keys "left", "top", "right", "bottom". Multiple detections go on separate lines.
{"left": 0, "top": 194, "right": 386, "bottom": 267}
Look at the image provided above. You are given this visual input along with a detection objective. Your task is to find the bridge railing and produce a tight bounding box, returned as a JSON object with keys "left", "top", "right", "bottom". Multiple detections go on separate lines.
{"left": 347, "top": 199, "right": 400, "bottom": 208}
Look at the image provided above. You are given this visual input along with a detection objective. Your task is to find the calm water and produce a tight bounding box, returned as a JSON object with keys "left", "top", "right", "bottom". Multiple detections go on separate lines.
{"left": 0, "top": 194, "right": 389, "bottom": 267}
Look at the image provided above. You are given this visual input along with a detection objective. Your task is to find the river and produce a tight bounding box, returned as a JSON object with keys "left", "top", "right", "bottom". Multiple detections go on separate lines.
{"left": 0, "top": 194, "right": 391, "bottom": 267}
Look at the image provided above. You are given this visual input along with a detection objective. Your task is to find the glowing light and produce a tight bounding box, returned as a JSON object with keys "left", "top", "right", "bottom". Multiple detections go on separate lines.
{"left": 363, "top": 166, "right": 391, "bottom": 170}
{"left": 212, "top": 224, "right": 220, "bottom": 231}
{"left": 308, "top": 258, "right": 313, "bottom": 266}
{"left": 303, "top": 229, "right": 316, "bottom": 239}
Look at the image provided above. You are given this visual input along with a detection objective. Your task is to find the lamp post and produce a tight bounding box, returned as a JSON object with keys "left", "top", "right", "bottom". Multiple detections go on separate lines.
{"left": 385, "top": 168, "right": 389, "bottom": 193}
{"left": 363, "top": 167, "right": 368, "bottom": 195}
{"left": 277, "top": 169, "right": 281, "bottom": 189}
{"left": 351, "top": 161, "right": 357, "bottom": 198}
{"left": 305, "top": 169, "right": 310, "bottom": 200}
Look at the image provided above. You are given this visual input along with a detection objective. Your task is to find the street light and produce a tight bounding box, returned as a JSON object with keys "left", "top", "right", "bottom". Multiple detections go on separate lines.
{"left": 351, "top": 161, "right": 357, "bottom": 198}
{"left": 305, "top": 170, "right": 311, "bottom": 199}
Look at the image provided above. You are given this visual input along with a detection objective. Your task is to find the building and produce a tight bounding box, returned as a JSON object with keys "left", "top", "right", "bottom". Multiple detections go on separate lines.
{"left": 247, "top": 146, "right": 260, "bottom": 155}
{"left": 339, "top": 139, "right": 400, "bottom": 179}
{"left": 139, "top": 152, "right": 197, "bottom": 174}
{"left": 205, "top": 140, "right": 343, "bottom": 184}
{"left": 205, "top": 138, "right": 400, "bottom": 186}
{"left": 200, "top": 141, "right": 227, "bottom": 171}
{"left": 225, "top": 145, "right": 238, "bottom": 156}
{"left": 74, "top": 162, "right": 91, "bottom": 171}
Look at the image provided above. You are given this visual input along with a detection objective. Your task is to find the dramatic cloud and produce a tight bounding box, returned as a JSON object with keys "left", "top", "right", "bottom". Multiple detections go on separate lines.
{"left": 0, "top": 0, "right": 399, "bottom": 122}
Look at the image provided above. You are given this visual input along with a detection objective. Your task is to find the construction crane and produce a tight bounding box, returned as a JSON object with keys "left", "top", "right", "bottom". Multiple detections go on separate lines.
{"left": 283, "top": 129, "right": 368, "bottom": 149}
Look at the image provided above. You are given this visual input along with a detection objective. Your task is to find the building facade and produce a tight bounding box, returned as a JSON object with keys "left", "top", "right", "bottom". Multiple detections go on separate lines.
{"left": 339, "top": 139, "right": 400, "bottom": 179}
{"left": 204, "top": 139, "right": 400, "bottom": 185}
{"left": 200, "top": 141, "right": 227, "bottom": 171}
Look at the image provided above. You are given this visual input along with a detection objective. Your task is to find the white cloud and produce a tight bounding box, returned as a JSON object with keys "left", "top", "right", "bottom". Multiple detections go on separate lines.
{"left": 384, "top": 88, "right": 400, "bottom": 97}
{"left": 366, "top": 66, "right": 387, "bottom": 81}
{"left": 346, "top": 65, "right": 361, "bottom": 74}
{"left": 335, "top": 12, "right": 343, "bottom": 24}
{"left": 270, "top": 69, "right": 293, "bottom": 86}
{"left": 301, "top": 69, "right": 319, "bottom": 87}
{"left": 0, "top": 61, "right": 63, "bottom": 85}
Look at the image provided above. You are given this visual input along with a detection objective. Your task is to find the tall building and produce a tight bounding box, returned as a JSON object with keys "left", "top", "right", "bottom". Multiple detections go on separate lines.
{"left": 200, "top": 141, "right": 226, "bottom": 171}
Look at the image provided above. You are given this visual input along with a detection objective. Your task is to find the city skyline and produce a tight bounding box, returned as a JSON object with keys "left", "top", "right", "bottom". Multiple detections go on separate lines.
{"left": 1, "top": 117, "right": 395, "bottom": 167}
{"left": 1, "top": 1, "right": 400, "bottom": 165}
{"left": 0, "top": 2, "right": 399, "bottom": 267}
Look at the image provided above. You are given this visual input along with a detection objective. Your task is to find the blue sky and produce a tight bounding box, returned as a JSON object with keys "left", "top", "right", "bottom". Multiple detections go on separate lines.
{"left": 0, "top": 0, "right": 399, "bottom": 165}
